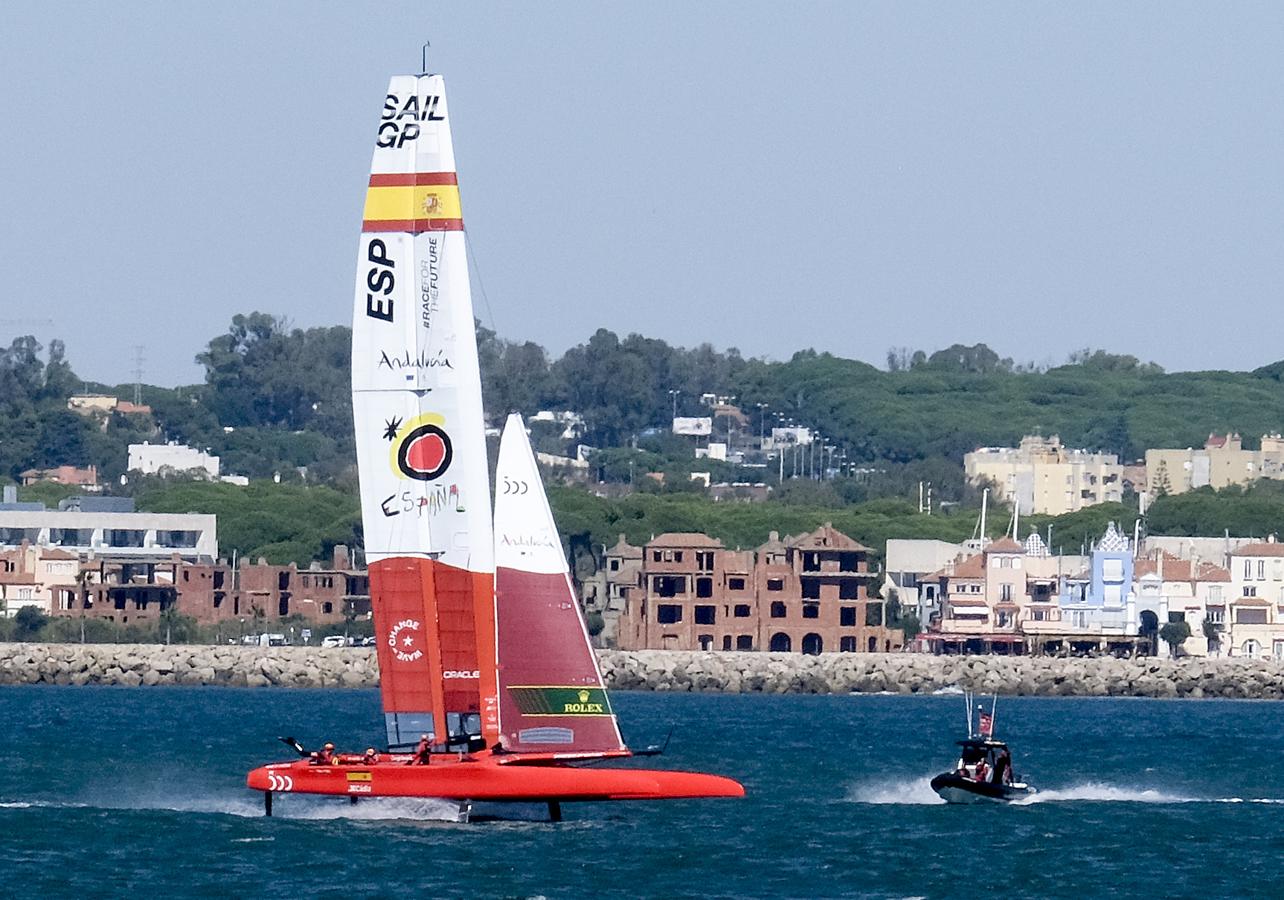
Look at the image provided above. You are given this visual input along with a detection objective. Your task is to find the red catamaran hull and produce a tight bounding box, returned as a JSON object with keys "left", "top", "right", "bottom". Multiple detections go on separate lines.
{"left": 246, "top": 757, "right": 745, "bottom": 802}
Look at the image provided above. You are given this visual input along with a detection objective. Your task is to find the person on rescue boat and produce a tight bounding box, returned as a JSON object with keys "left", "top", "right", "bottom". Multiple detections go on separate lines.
{"left": 312, "top": 741, "right": 336, "bottom": 765}
{"left": 363, "top": 747, "right": 378, "bottom": 765}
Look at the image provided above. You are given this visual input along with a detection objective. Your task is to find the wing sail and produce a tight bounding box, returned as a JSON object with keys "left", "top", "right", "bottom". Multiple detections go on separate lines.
{"left": 352, "top": 74, "right": 498, "bottom": 749}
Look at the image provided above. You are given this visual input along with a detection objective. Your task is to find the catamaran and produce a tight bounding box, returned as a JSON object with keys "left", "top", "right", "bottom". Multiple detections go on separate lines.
{"left": 245, "top": 64, "right": 743, "bottom": 821}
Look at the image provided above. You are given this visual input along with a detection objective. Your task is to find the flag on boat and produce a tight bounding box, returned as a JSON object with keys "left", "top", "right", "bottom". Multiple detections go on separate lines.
{"left": 978, "top": 711, "right": 994, "bottom": 737}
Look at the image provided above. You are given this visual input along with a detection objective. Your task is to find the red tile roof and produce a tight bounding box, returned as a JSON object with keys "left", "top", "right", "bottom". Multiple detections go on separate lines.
{"left": 1233, "top": 542, "right": 1284, "bottom": 558}
{"left": 986, "top": 537, "right": 1024, "bottom": 554}
{"left": 647, "top": 533, "right": 725, "bottom": 549}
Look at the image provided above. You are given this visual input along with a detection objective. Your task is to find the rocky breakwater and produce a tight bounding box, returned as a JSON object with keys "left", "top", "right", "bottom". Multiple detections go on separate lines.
{"left": 597, "top": 650, "right": 1284, "bottom": 699}
{"left": 5, "top": 643, "right": 1284, "bottom": 698}
{"left": 0, "top": 642, "right": 379, "bottom": 688}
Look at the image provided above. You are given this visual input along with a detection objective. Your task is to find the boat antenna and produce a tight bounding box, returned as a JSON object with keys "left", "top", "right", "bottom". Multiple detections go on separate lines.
{"left": 421, "top": 41, "right": 431, "bottom": 75}
{"left": 964, "top": 690, "right": 974, "bottom": 737}
{"left": 990, "top": 693, "right": 998, "bottom": 737}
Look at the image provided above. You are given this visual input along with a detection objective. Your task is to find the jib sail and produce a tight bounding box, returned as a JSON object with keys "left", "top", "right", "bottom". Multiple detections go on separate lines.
{"left": 493, "top": 414, "right": 626, "bottom": 754}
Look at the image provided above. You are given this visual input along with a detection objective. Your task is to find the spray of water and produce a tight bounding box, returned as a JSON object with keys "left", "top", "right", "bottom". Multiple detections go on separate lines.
{"left": 842, "top": 776, "right": 1284, "bottom": 806}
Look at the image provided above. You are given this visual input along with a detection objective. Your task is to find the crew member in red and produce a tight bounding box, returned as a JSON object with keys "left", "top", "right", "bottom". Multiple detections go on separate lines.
{"left": 313, "top": 742, "right": 336, "bottom": 765}
{"left": 363, "top": 748, "right": 378, "bottom": 765}
{"left": 414, "top": 734, "right": 432, "bottom": 765}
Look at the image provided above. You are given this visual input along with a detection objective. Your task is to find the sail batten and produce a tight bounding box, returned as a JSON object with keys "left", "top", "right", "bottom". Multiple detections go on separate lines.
{"left": 352, "top": 73, "right": 498, "bottom": 749}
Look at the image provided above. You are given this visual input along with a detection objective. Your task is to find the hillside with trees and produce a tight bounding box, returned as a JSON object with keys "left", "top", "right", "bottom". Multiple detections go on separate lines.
{"left": 5, "top": 316, "right": 1284, "bottom": 568}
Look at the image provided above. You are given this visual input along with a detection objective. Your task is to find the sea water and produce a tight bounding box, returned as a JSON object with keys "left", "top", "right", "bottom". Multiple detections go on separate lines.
{"left": 2, "top": 686, "right": 1282, "bottom": 898}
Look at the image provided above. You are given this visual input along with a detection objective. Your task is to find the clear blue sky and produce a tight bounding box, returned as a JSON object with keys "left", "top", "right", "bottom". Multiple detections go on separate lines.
{"left": 3, "top": 2, "right": 1283, "bottom": 386}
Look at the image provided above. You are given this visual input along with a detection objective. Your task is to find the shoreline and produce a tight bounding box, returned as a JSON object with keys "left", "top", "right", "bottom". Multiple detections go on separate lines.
{"left": 2, "top": 643, "right": 1284, "bottom": 698}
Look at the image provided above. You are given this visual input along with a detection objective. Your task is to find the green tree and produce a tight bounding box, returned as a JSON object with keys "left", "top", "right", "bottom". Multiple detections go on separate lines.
{"left": 13, "top": 605, "right": 48, "bottom": 641}
{"left": 1159, "top": 620, "right": 1192, "bottom": 657}
{"left": 1202, "top": 618, "right": 1222, "bottom": 654}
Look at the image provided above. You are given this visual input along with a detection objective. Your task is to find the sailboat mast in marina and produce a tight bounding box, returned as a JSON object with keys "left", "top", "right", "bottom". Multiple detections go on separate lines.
{"left": 246, "top": 61, "right": 743, "bottom": 819}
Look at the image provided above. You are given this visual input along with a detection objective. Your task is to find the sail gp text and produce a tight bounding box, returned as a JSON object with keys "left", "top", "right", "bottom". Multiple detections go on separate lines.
{"left": 377, "top": 93, "right": 444, "bottom": 148}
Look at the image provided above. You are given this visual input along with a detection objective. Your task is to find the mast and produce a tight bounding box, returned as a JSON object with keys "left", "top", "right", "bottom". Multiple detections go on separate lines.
{"left": 352, "top": 71, "right": 498, "bottom": 749}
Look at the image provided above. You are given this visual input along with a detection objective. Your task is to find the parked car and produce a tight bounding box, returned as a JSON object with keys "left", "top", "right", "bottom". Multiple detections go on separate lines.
{"left": 320, "top": 635, "right": 347, "bottom": 648}
{"left": 360, "top": 636, "right": 377, "bottom": 647}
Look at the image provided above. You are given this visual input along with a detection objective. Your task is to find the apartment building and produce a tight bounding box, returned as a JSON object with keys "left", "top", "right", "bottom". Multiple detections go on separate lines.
{"left": 965, "top": 435, "right": 1124, "bottom": 515}
{"left": 1226, "top": 540, "right": 1284, "bottom": 659}
{"left": 1146, "top": 433, "right": 1284, "bottom": 496}
{"left": 618, "top": 525, "right": 901, "bottom": 654}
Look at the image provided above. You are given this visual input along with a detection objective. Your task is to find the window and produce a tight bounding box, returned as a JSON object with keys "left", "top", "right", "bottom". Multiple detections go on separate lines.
{"left": 1208, "top": 585, "right": 1222, "bottom": 603}
{"left": 695, "top": 605, "right": 716, "bottom": 625}
{"left": 1259, "top": 560, "right": 1266, "bottom": 580}
{"left": 769, "top": 633, "right": 792, "bottom": 652}
{"left": 1245, "top": 586, "right": 1258, "bottom": 597}
{"left": 1168, "top": 611, "right": 1185, "bottom": 624}
{"left": 1244, "top": 559, "right": 1253, "bottom": 579}
{"left": 697, "top": 634, "right": 713, "bottom": 650}
{"left": 839, "top": 581, "right": 859, "bottom": 600}
{"left": 673, "top": 551, "right": 683, "bottom": 563}
{"left": 840, "top": 636, "right": 857, "bottom": 652}
{"left": 696, "top": 577, "right": 713, "bottom": 598}
{"left": 1207, "top": 607, "right": 1225, "bottom": 625}
{"left": 839, "top": 553, "right": 859, "bottom": 572}
{"left": 802, "top": 602, "right": 819, "bottom": 619}
{"left": 728, "top": 577, "right": 746, "bottom": 591}
{"left": 770, "top": 601, "right": 786, "bottom": 618}
{"left": 722, "top": 635, "right": 732, "bottom": 651}
{"left": 734, "top": 604, "right": 751, "bottom": 618}
{"left": 1242, "top": 639, "right": 1261, "bottom": 658}
{"left": 801, "top": 578, "right": 820, "bottom": 600}
{"left": 652, "top": 575, "right": 685, "bottom": 597}
{"left": 322, "top": 601, "right": 333, "bottom": 614}
{"left": 767, "top": 578, "right": 784, "bottom": 592}
{"left": 656, "top": 604, "right": 682, "bottom": 624}
{"left": 609, "top": 559, "right": 620, "bottom": 572}
{"left": 653, "top": 551, "right": 662, "bottom": 562}
{"left": 1237, "top": 608, "right": 1267, "bottom": 625}
{"left": 840, "top": 606, "right": 856, "bottom": 626}
{"left": 1000, "top": 584, "right": 1012, "bottom": 602}
{"left": 696, "top": 551, "right": 714, "bottom": 571}
{"left": 736, "top": 635, "right": 753, "bottom": 650}
{"left": 866, "top": 603, "right": 884, "bottom": 626}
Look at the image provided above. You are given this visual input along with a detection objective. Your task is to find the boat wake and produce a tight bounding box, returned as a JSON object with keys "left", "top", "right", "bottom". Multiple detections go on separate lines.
{"left": 843, "top": 778, "right": 1284, "bottom": 806}
{"left": 844, "top": 776, "right": 945, "bottom": 805}
{"left": 0, "top": 793, "right": 477, "bottom": 822}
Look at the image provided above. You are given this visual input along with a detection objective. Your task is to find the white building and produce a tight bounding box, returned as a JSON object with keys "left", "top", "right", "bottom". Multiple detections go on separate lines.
{"left": 1226, "top": 541, "right": 1284, "bottom": 659}
{"left": 0, "top": 509, "right": 217, "bottom": 562}
{"left": 128, "top": 442, "right": 220, "bottom": 479}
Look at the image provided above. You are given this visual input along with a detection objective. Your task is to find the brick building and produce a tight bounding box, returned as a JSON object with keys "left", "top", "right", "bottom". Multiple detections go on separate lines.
{"left": 618, "top": 524, "right": 902, "bottom": 654}
{"left": 51, "top": 546, "right": 369, "bottom": 628}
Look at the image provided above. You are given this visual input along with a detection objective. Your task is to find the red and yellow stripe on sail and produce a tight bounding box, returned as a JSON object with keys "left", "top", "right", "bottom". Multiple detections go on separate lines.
{"left": 362, "top": 172, "right": 463, "bottom": 232}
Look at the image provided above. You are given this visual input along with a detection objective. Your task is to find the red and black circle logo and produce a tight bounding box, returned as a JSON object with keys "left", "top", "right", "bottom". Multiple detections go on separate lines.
{"left": 396, "top": 424, "right": 453, "bottom": 481}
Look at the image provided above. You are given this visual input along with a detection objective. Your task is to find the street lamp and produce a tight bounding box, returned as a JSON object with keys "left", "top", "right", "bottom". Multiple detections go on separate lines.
{"left": 667, "top": 389, "right": 680, "bottom": 421}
